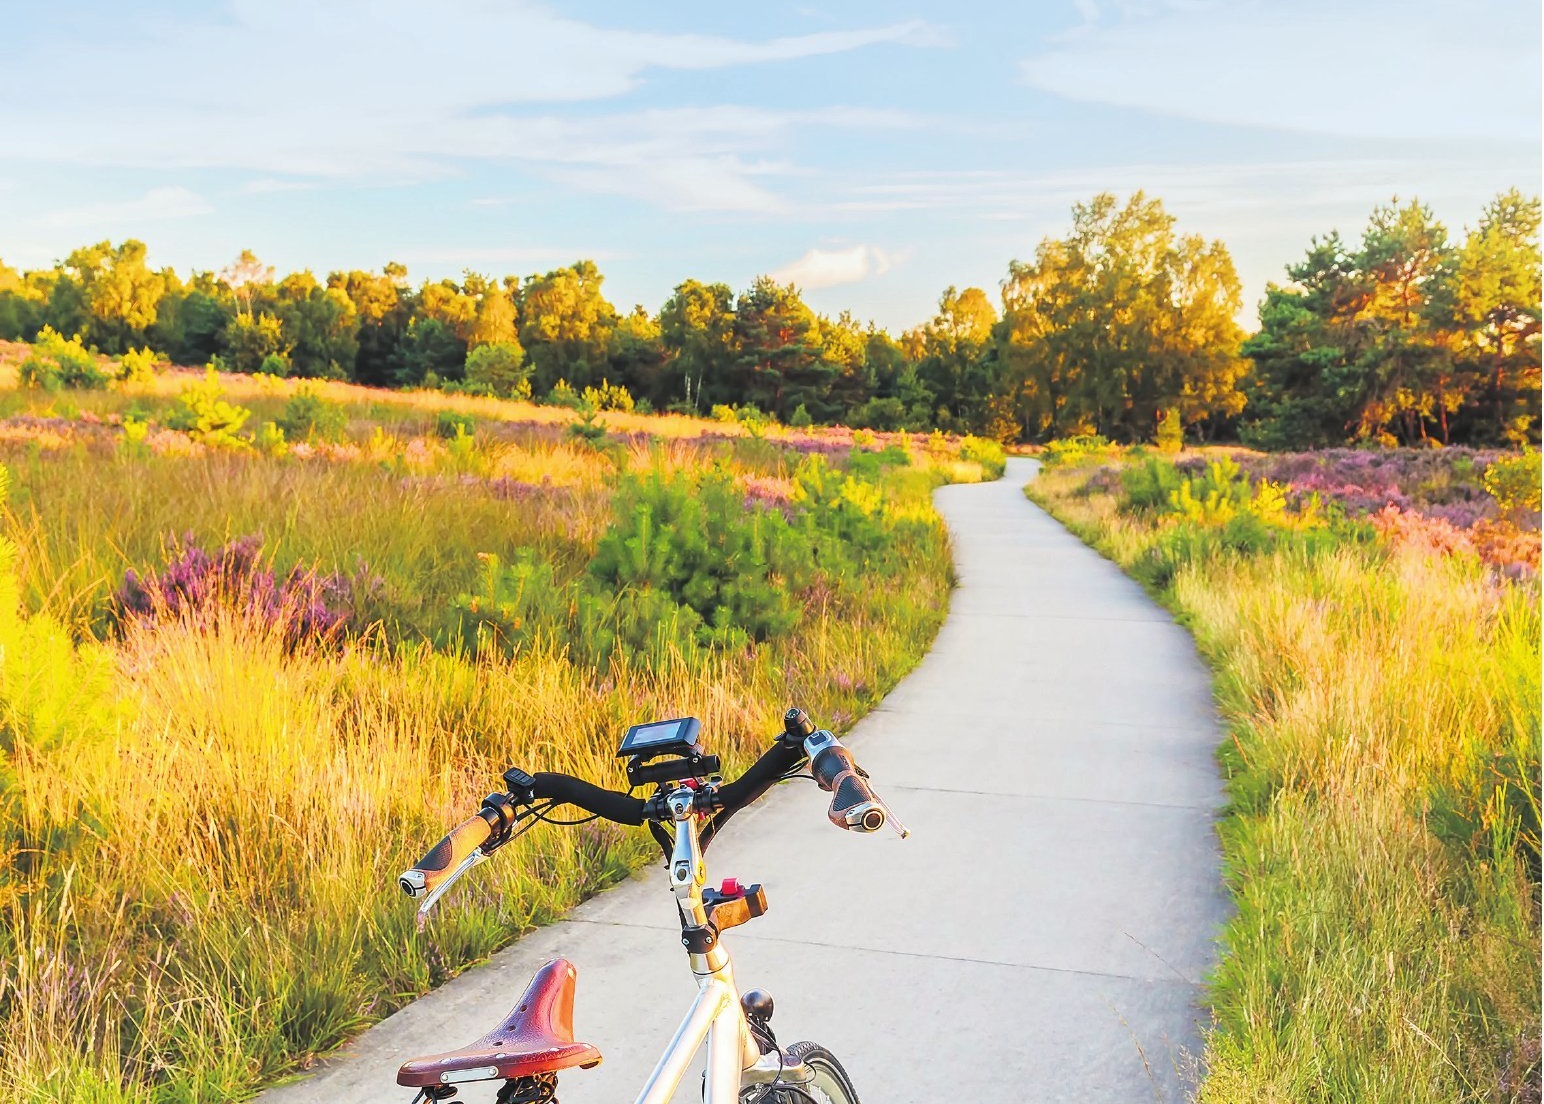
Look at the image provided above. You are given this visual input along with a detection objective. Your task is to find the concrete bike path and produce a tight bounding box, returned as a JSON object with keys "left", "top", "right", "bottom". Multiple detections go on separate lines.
{"left": 261, "top": 456, "right": 1228, "bottom": 1104}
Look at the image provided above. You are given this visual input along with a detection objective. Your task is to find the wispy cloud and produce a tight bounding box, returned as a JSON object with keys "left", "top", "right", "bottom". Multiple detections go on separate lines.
{"left": 43, "top": 186, "right": 213, "bottom": 229}
{"left": 0, "top": 2, "right": 940, "bottom": 214}
{"left": 241, "top": 178, "right": 316, "bottom": 194}
{"left": 1020, "top": 0, "right": 1540, "bottom": 142}
{"left": 771, "top": 243, "right": 901, "bottom": 289}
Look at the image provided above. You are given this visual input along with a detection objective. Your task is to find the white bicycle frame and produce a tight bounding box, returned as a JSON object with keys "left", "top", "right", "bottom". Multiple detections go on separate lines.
{"left": 631, "top": 788, "right": 815, "bottom": 1104}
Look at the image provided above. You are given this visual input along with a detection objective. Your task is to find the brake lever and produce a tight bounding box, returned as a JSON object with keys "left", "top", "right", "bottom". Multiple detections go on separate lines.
{"left": 415, "top": 846, "right": 488, "bottom": 931}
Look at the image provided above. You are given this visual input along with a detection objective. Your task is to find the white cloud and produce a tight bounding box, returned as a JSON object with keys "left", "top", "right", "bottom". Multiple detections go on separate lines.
{"left": 43, "top": 186, "right": 213, "bottom": 229}
{"left": 771, "top": 244, "right": 900, "bottom": 289}
{"left": 0, "top": 2, "right": 938, "bottom": 213}
{"left": 241, "top": 178, "right": 316, "bottom": 194}
{"left": 1021, "top": 0, "right": 1540, "bottom": 141}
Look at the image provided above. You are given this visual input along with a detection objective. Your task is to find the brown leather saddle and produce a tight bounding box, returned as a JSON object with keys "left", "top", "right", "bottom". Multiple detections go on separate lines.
{"left": 397, "top": 958, "right": 602, "bottom": 1090}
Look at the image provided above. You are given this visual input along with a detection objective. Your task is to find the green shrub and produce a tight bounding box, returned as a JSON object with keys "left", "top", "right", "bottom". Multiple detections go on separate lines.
{"left": 788, "top": 403, "right": 814, "bottom": 428}
{"left": 436, "top": 410, "right": 474, "bottom": 439}
{"left": 165, "top": 369, "right": 251, "bottom": 447}
{"left": 588, "top": 467, "right": 815, "bottom": 648}
{"left": 959, "top": 436, "right": 1006, "bottom": 479}
{"left": 464, "top": 342, "right": 530, "bottom": 399}
{"left": 546, "top": 379, "right": 582, "bottom": 409}
{"left": 580, "top": 379, "right": 634, "bottom": 412}
{"left": 458, "top": 466, "right": 824, "bottom": 665}
{"left": 1483, "top": 451, "right": 1542, "bottom": 522}
{"left": 254, "top": 420, "right": 287, "bottom": 456}
{"left": 258, "top": 352, "right": 291, "bottom": 377}
{"left": 278, "top": 386, "right": 348, "bottom": 443}
{"left": 19, "top": 327, "right": 109, "bottom": 391}
{"left": 117, "top": 346, "right": 159, "bottom": 385}
{"left": 1121, "top": 456, "right": 1184, "bottom": 512}
{"left": 1156, "top": 409, "right": 1184, "bottom": 453}
{"left": 1042, "top": 434, "right": 1117, "bottom": 469}
{"left": 566, "top": 409, "right": 611, "bottom": 451}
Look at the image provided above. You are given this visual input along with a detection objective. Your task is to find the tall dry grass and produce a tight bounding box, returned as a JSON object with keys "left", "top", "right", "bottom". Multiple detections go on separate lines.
{"left": 1029, "top": 462, "right": 1541, "bottom": 1103}
{"left": 0, "top": 398, "right": 967, "bottom": 1100}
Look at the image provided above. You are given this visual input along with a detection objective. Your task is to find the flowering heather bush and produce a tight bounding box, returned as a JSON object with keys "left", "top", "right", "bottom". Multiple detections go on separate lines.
{"left": 1237, "top": 448, "right": 1508, "bottom": 521}
{"left": 117, "top": 534, "right": 377, "bottom": 642}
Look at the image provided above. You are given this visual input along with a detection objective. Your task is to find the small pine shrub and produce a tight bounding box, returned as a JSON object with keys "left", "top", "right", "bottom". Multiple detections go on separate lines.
{"left": 959, "top": 436, "right": 1006, "bottom": 479}
{"left": 566, "top": 409, "right": 611, "bottom": 450}
{"left": 1483, "top": 451, "right": 1542, "bottom": 523}
{"left": 546, "top": 379, "right": 582, "bottom": 409}
{"left": 277, "top": 386, "right": 348, "bottom": 443}
{"left": 117, "top": 346, "right": 159, "bottom": 385}
{"left": 254, "top": 420, "right": 287, "bottom": 456}
{"left": 165, "top": 369, "right": 251, "bottom": 447}
{"left": 444, "top": 424, "right": 481, "bottom": 475}
{"left": 788, "top": 403, "right": 813, "bottom": 428}
{"left": 1042, "top": 434, "right": 1117, "bottom": 469}
{"left": 19, "top": 327, "right": 109, "bottom": 391}
{"left": 258, "top": 352, "right": 291, "bottom": 377}
{"left": 436, "top": 410, "right": 475, "bottom": 438}
{"left": 1156, "top": 409, "right": 1184, "bottom": 453}
{"left": 580, "top": 379, "right": 634, "bottom": 412}
{"left": 1121, "top": 456, "right": 1183, "bottom": 513}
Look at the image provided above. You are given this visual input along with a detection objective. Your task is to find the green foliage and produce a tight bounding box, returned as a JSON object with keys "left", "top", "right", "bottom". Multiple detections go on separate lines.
{"left": 435, "top": 410, "right": 474, "bottom": 439}
{"left": 258, "top": 352, "right": 290, "bottom": 376}
{"left": 464, "top": 341, "right": 530, "bottom": 399}
{"left": 165, "top": 368, "right": 252, "bottom": 447}
{"left": 788, "top": 402, "right": 813, "bottom": 428}
{"left": 1120, "top": 456, "right": 1184, "bottom": 512}
{"left": 580, "top": 379, "right": 634, "bottom": 412}
{"left": 253, "top": 420, "right": 287, "bottom": 456}
{"left": 1483, "top": 451, "right": 1542, "bottom": 521}
{"left": 998, "top": 193, "right": 1247, "bottom": 443}
{"left": 565, "top": 409, "right": 611, "bottom": 451}
{"left": 587, "top": 467, "right": 815, "bottom": 649}
{"left": 1041, "top": 434, "right": 1117, "bottom": 469}
{"left": 277, "top": 386, "right": 348, "bottom": 443}
{"left": 225, "top": 311, "right": 289, "bottom": 374}
{"left": 1244, "top": 191, "right": 1542, "bottom": 448}
{"left": 19, "top": 326, "right": 110, "bottom": 391}
{"left": 546, "top": 378, "right": 582, "bottom": 409}
{"left": 116, "top": 346, "right": 159, "bottom": 385}
{"left": 1156, "top": 408, "right": 1183, "bottom": 453}
{"left": 958, "top": 436, "right": 1006, "bottom": 479}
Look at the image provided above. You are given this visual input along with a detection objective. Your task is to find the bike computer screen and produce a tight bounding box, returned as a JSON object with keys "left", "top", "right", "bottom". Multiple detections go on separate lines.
{"left": 617, "top": 717, "right": 703, "bottom": 759}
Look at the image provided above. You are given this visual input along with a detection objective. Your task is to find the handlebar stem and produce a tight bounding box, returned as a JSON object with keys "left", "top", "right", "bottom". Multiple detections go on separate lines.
{"left": 666, "top": 789, "right": 709, "bottom": 925}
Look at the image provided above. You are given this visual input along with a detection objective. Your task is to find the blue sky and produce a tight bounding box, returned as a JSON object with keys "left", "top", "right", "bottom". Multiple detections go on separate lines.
{"left": 1, "top": 0, "right": 1538, "bottom": 332}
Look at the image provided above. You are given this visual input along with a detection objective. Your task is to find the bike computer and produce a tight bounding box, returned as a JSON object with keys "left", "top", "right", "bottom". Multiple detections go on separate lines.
{"left": 617, "top": 717, "right": 703, "bottom": 760}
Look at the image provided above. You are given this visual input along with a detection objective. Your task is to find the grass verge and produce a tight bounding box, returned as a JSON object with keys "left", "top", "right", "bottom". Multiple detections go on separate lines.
{"left": 1028, "top": 457, "right": 1541, "bottom": 1104}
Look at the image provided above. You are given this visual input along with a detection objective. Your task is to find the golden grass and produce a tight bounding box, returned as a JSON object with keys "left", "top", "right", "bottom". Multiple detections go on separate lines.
{"left": 1029, "top": 463, "right": 1541, "bottom": 1104}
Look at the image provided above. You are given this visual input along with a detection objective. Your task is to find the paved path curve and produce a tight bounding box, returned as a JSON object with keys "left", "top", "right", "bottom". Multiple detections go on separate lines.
{"left": 261, "top": 457, "right": 1227, "bottom": 1104}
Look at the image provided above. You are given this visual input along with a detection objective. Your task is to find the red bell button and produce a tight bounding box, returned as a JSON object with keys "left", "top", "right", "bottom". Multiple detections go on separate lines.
{"left": 719, "top": 877, "right": 741, "bottom": 897}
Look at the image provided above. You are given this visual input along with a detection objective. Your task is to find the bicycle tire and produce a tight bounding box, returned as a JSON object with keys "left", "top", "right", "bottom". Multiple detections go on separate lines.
{"left": 740, "top": 1041, "right": 861, "bottom": 1104}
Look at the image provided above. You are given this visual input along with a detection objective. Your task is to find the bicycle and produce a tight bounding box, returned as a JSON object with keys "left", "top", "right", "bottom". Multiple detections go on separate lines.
{"left": 394, "top": 707, "right": 908, "bottom": 1104}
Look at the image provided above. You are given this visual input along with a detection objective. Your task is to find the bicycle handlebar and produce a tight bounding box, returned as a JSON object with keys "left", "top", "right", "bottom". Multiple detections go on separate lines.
{"left": 531, "top": 772, "right": 647, "bottom": 825}
{"left": 807, "top": 733, "right": 906, "bottom": 836}
{"left": 399, "top": 711, "right": 905, "bottom": 902}
{"left": 399, "top": 810, "right": 496, "bottom": 899}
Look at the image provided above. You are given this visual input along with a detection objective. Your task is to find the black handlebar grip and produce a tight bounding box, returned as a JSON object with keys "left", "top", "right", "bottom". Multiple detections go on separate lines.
{"left": 399, "top": 810, "right": 495, "bottom": 898}
{"left": 810, "top": 743, "right": 859, "bottom": 791}
{"left": 810, "top": 744, "right": 887, "bottom": 833}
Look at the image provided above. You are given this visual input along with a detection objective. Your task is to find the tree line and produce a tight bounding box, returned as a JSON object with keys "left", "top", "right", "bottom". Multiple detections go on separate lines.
{"left": 0, "top": 188, "right": 1536, "bottom": 447}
